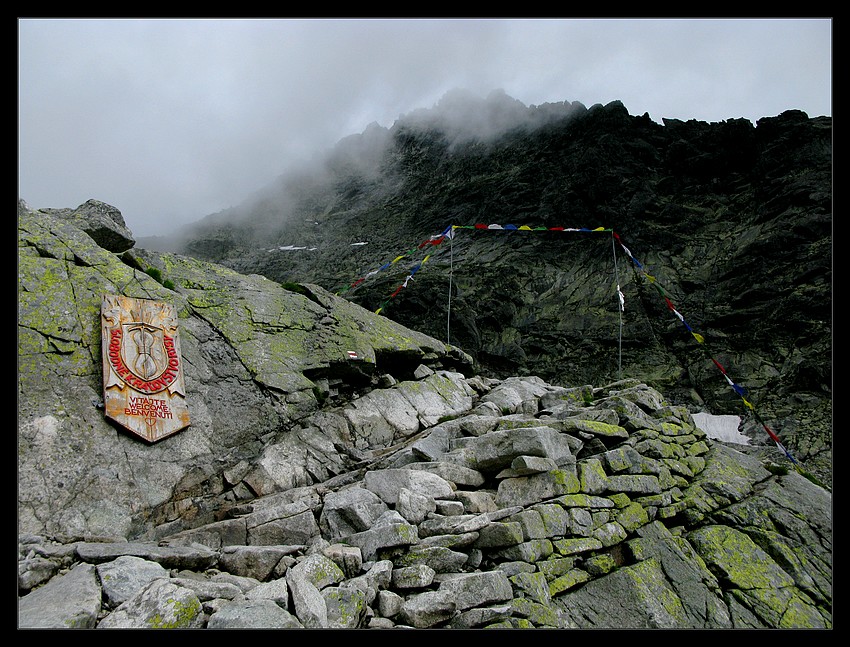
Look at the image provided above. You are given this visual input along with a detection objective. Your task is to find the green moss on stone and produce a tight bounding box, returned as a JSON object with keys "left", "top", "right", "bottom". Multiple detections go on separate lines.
{"left": 510, "top": 597, "right": 561, "bottom": 627}
{"left": 149, "top": 595, "right": 202, "bottom": 628}
{"left": 658, "top": 421, "right": 687, "bottom": 436}
{"left": 548, "top": 568, "right": 591, "bottom": 596}
{"left": 607, "top": 493, "right": 632, "bottom": 508}
{"left": 548, "top": 468, "right": 579, "bottom": 493}
{"left": 636, "top": 561, "right": 687, "bottom": 622}
{"left": 578, "top": 419, "right": 629, "bottom": 438}
{"left": 553, "top": 537, "right": 603, "bottom": 556}
{"left": 689, "top": 525, "right": 793, "bottom": 590}
{"left": 616, "top": 501, "right": 650, "bottom": 532}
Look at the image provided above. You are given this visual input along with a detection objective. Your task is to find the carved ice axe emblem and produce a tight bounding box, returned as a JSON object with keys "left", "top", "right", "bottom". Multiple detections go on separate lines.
{"left": 101, "top": 294, "right": 190, "bottom": 442}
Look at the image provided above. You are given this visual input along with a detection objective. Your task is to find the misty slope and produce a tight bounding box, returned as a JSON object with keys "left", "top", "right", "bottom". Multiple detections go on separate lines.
{"left": 170, "top": 90, "right": 832, "bottom": 478}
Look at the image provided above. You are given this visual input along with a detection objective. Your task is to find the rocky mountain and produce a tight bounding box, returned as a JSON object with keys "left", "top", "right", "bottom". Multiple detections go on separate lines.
{"left": 164, "top": 91, "right": 832, "bottom": 488}
{"left": 17, "top": 200, "right": 831, "bottom": 629}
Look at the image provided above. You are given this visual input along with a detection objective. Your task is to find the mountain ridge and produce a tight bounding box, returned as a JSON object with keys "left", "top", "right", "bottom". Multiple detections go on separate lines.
{"left": 162, "top": 93, "right": 831, "bottom": 484}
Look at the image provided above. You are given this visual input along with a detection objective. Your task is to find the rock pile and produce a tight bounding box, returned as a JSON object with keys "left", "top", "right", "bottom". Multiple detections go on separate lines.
{"left": 18, "top": 377, "right": 832, "bottom": 629}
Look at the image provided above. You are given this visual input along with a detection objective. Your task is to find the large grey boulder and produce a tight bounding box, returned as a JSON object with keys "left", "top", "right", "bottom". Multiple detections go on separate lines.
{"left": 96, "top": 555, "right": 170, "bottom": 607}
{"left": 18, "top": 563, "right": 102, "bottom": 628}
{"left": 18, "top": 205, "right": 472, "bottom": 541}
{"left": 206, "top": 599, "right": 303, "bottom": 629}
{"left": 24, "top": 198, "right": 136, "bottom": 252}
{"left": 96, "top": 578, "right": 204, "bottom": 629}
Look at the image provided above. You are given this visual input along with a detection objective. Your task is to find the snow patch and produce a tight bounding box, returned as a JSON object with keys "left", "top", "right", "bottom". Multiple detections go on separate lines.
{"left": 692, "top": 412, "right": 750, "bottom": 445}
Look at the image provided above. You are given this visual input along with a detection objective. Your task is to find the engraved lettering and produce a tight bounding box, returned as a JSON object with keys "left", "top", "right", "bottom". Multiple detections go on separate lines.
{"left": 125, "top": 395, "right": 173, "bottom": 419}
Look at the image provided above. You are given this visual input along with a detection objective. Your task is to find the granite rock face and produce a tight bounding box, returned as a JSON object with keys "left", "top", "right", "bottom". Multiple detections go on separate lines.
{"left": 17, "top": 204, "right": 831, "bottom": 628}
{"left": 18, "top": 203, "right": 472, "bottom": 541}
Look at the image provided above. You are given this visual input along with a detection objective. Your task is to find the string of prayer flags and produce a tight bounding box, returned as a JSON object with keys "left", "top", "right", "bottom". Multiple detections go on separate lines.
{"left": 370, "top": 223, "right": 612, "bottom": 314}
{"left": 341, "top": 221, "right": 799, "bottom": 469}
{"left": 613, "top": 232, "right": 644, "bottom": 270}
{"left": 375, "top": 254, "right": 431, "bottom": 315}
{"left": 336, "top": 228, "right": 451, "bottom": 296}
{"left": 751, "top": 407, "right": 800, "bottom": 466}
{"left": 368, "top": 222, "right": 615, "bottom": 314}
{"left": 612, "top": 230, "right": 798, "bottom": 467}
{"left": 455, "top": 224, "right": 612, "bottom": 233}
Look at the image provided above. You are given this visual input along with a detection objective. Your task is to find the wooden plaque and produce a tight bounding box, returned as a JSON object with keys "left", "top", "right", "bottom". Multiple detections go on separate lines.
{"left": 101, "top": 294, "right": 190, "bottom": 442}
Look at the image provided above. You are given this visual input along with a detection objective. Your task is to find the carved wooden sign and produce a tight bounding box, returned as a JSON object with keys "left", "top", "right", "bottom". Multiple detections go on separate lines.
{"left": 101, "top": 294, "right": 190, "bottom": 442}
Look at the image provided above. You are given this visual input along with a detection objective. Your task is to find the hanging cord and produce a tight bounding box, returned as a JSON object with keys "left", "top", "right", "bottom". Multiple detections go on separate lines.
{"left": 447, "top": 228, "right": 454, "bottom": 345}
{"left": 612, "top": 232, "right": 623, "bottom": 381}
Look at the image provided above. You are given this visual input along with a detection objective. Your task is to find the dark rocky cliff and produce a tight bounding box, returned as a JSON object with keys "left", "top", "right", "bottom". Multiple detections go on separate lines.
{"left": 169, "top": 92, "right": 832, "bottom": 485}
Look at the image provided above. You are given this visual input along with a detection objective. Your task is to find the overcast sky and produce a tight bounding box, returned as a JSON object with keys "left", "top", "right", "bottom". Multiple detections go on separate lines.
{"left": 18, "top": 18, "right": 832, "bottom": 238}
